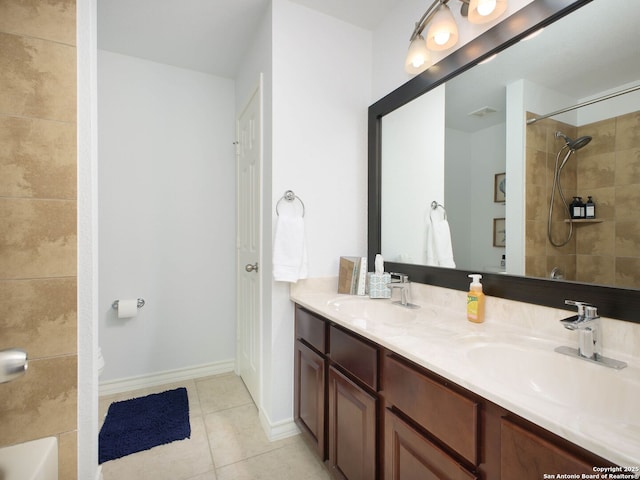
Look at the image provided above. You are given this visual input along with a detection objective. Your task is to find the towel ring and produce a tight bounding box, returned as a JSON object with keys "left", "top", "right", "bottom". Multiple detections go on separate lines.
{"left": 276, "top": 190, "right": 305, "bottom": 217}
{"left": 430, "top": 201, "right": 447, "bottom": 220}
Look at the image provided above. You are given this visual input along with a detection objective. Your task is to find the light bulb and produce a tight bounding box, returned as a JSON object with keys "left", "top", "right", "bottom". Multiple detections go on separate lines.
{"left": 468, "top": 0, "right": 508, "bottom": 24}
{"left": 477, "top": 0, "right": 497, "bottom": 16}
{"left": 405, "top": 34, "right": 431, "bottom": 74}
{"left": 433, "top": 30, "right": 450, "bottom": 46}
{"left": 426, "top": 5, "right": 458, "bottom": 51}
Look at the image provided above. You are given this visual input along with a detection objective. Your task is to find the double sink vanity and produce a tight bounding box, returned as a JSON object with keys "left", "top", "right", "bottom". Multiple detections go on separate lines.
{"left": 290, "top": 278, "right": 639, "bottom": 480}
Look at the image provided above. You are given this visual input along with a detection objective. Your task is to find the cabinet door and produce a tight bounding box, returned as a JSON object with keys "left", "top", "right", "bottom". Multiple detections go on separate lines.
{"left": 294, "top": 340, "right": 325, "bottom": 458}
{"left": 384, "top": 409, "right": 477, "bottom": 480}
{"left": 501, "top": 418, "right": 598, "bottom": 479}
{"left": 328, "top": 366, "right": 377, "bottom": 480}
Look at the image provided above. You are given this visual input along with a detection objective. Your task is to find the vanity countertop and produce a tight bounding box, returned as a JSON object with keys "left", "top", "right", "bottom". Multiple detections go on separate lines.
{"left": 290, "top": 278, "right": 640, "bottom": 470}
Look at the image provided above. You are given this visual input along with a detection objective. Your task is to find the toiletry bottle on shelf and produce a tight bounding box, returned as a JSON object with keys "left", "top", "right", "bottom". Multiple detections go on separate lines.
{"left": 467, "top": 274, "right": 485, "bottom": 323}
{"left": 578, "top": 197, "right": 586, "bottom": 218}
{"left": 586, "top": 196, "right": 596, "bottom": 219}
{"left": 570, "top": 197, "right": 580, "bottom": 219}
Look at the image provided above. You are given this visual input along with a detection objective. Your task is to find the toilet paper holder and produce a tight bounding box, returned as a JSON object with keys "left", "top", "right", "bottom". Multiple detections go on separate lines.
{"left": 111, "top": 298, "right": 146, "bottom": 310}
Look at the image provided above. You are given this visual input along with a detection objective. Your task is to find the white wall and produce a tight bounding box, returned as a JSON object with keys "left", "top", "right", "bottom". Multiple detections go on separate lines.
{"left": 469, "top": 124, "right": 506, "bottom": 271}
{"left": 262, "top": 0, "right": 372, "bottom": 432}
{"left": 98, "top": 51, "right": 236, "bottom": 381}
{"left": 445, "top": 128, "right": 471, "bottom": 267}
{"left": 446, "top": 124, "right": 505, "bottom": 271}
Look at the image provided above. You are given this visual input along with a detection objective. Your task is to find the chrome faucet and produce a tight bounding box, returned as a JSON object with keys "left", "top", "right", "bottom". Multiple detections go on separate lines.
{"left": 559, "top": 300, "right": 601, "bottom": 359}
{"left": 554, "top": 300, "right": 626, "bottom": 369}
{"left": 388, "top": 273, "right": 419, "bottom": 309}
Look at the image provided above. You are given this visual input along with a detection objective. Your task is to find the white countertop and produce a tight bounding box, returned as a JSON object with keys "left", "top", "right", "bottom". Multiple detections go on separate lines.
{"left": 290, "top": 277, "right": 640, "bottom": 470}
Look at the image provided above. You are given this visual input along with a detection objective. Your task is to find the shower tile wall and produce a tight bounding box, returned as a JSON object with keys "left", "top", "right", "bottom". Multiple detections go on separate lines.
{"left": 525, "top": 111, "right": 640, "bottom": 288}
{"left": 525, "top": 116, "right": 577, "bottom": 280}
{"left": 0, "top": 1, "right": 78, "bottom": 479}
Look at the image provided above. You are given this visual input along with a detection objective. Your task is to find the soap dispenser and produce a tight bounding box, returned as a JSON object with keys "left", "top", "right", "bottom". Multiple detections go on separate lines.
{"left": 571, "top": 197, "right": 585, "bottom": 219}
{"left": 586, "top": 196, "right": 596, "bottom": 219}
{"left": 467, "top": 274, "right": 485, "bottom": 323}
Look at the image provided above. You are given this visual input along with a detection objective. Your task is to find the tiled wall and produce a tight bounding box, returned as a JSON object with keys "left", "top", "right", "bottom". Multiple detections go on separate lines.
{"left": 0, "top": 1, "right": 78, "bottom": 479}
{"left": 525, "top": 111, "right": 640, "bottom": 288}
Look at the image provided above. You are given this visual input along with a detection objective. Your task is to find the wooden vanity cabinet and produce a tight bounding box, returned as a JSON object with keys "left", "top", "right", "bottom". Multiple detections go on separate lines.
{"left": 327, "top": 324, "right": 380, "bottom": 480}
{"left": 293, "top": 304, "right": 615, "bottom": 480}
{"left": 294, "top": 307, "right": 327, "bottom": 458}
{"left": 380, "top": 352, "right": 613, "bottom": 480}
{"left": 294, "top": 306, "right": 381, "bottom": 479}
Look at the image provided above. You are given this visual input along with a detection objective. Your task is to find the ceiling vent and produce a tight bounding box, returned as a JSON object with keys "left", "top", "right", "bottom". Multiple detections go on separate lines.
{"left": 468, "top": 106, "right": 497, "bottom": 117}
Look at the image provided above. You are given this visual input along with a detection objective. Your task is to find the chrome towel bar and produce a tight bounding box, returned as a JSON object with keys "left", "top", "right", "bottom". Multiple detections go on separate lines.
{"left": 276, "top": 190, "right": 305, "bottom": 217}
{"left": 430, "top": 201, "right": 447, "bottom": 220}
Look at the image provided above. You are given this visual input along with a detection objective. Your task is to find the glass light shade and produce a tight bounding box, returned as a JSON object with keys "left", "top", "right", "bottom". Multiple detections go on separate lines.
{"left": 426, "top": 5, "right": 459, "bottom": 51}
{"left": 468, "top": 0, "right": 508, "bottom": 24}
{"left": 404, "top": 34, "right": 431, "bottom": 74}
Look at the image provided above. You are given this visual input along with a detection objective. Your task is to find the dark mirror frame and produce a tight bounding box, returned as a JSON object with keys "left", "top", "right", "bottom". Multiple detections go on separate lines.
{"left": 368, "top": 0, "right": 640, "bottom": 323}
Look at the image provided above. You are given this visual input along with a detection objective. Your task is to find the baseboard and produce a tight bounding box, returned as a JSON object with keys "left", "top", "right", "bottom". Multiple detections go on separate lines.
{"left": 99, "top": 359, "right": 235, "bottom": 396}
{"left": 258, "top": 409, "right": 300, "bottom": 442}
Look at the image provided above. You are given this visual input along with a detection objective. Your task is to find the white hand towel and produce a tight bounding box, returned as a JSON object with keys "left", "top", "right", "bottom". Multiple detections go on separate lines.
{"left": 426, "top": 211, "right": 456, "bottom": 268}
{"left": 273, "top": 210, "right": 308, "bottom": 282}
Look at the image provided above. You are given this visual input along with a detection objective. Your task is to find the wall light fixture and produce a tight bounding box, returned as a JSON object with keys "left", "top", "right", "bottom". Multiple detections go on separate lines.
{"left": 405, "top": 0, "right": 508, "bottom": 74}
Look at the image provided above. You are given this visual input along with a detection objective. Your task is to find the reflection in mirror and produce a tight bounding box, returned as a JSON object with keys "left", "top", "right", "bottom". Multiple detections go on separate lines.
{"left": 380, "top": 0, "right": 640, "bottom": 288}
{"left": 381, "top": 86, "right": 446, "bottom": 265}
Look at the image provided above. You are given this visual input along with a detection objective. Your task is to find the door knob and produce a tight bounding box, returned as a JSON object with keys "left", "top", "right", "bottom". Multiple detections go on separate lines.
{"left": 245, "top": 262, "right": 259, "bottom": 273}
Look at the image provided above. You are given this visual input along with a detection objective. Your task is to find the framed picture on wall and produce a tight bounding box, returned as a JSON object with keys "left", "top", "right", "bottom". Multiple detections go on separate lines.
{"left": 493, "top": 218, "right": 506, "bottom": 247}
{"left": 494, "top": 173, "right": 506, "bottom": 203}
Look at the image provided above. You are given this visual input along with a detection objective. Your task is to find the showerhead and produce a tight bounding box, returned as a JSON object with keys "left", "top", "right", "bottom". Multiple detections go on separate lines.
{"left": 568, "top": 135, "right": 592, "bottom": 151}
{"left": 555, "top": 131, "right": 592, "bottom": 151}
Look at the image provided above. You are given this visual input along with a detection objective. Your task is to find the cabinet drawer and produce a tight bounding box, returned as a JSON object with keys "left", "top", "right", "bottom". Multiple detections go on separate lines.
{"left": 295, "top": 306, "right": 326, "bottom": 353}
{"left": 384, "top": 354, "right": 479, "bottom": 465}
{"left": 329, "top": 325, "right": 379, "bottom": 390}
{"left": 385, "top": 409, "right": 477, "bottom": 480}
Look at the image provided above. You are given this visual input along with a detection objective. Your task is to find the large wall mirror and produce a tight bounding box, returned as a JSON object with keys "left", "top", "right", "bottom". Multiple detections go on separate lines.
{"left": 369, "top": 0, "right": 640, "bottom": 323}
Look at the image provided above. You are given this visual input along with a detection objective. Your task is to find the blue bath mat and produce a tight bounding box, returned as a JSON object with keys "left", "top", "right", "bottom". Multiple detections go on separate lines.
{"left": 99, "top": 387, "right": 191, "bottom": 464}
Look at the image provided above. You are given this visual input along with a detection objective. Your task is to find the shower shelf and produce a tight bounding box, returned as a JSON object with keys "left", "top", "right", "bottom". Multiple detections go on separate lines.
{"left": 563, "top": 219, "right": 603, "bottom": 224}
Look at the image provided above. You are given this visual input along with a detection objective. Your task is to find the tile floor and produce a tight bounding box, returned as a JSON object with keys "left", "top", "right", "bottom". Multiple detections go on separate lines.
{"left": 98, "top": 373, "right": 331, "bottom": 480}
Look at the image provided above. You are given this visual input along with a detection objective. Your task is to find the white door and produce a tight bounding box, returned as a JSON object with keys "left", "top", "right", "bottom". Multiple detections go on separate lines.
{"left": 236, "top": 78, "right": 262, "bottom": 405}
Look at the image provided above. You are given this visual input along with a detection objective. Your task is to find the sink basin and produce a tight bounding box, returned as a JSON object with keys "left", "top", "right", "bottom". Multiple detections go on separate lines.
{"left": 326, "top": 297, "right": 460, "bottom": 338}
{"left": 327, "top": 297, "right": 419, "bottom": 322}
{"left": 326, "top": 298, "right": 418, "bottom": 336}
{"left": 466, "top": 343, "right": 640, "bottom": 426}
